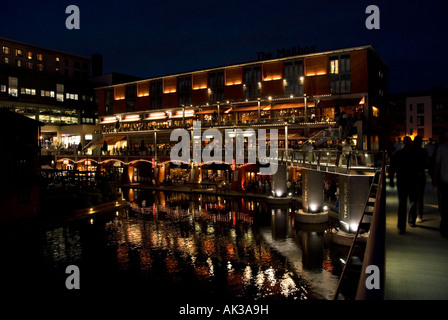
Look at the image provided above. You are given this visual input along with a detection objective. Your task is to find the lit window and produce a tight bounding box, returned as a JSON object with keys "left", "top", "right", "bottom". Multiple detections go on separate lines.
{"left": 0, "top": 85, "right": 6, "bottom": 92}
{"left": 26, "top": 61, "right": 33, "bottom": 69}
{"left": 8, "top": 77, "right": 18, "bottom": 97}
{"left": 55, "top": 57, "right": 60, "bottom": 63}
{"left": 15, "top": 49, "right": 23, "bottom": 57}
{"left": 372, "top": 106, "right": 379, "bottom": 117}
{"left": 330, "top": 59, "right": 339, "bottom": 74}
{"left": 37, "top": 54, "right": 43, "bottom": 61}
{"left": 27, "top": 51, "right": 33, "bottom": 60}
{"left": 2, "top": 46, "right": 10, "bottom": 54}
{"left": 16, "top": 60, "right": 22, "bottom": 67}
{"left": 37, "top": 63, "right": 43, "bottom": 71}
{"left": 3, "top": 57, "right": 9, "bottom": 64}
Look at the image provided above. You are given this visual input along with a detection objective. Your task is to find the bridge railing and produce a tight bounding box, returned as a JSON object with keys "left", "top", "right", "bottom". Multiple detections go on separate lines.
{"left": 259, "top": 149, "right": 381, "bottom": 170}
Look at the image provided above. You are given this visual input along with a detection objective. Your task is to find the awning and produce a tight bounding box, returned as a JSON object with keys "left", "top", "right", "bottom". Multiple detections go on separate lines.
{"left": 96, "top": 135, "right": 126, "bottom": 146}
{"left": 145, "top": 112, "right": 167, "bottom": 120}
{"left": 120, "top": 115, "right": 141, "bottom": 122}
{"left": 169, "top": 110, "right": 195, "bottom": 118}
{"left": 228, "top": 105, "right": 259, "bottom": 113}
{"left": 100, "top": 116, "right": 118, "bottom": 124}
{"left": 270, "top": 102, "right": 315, "bottom": 110}
{"left": 196, "top": 108, "right": 217, "bottom": 115}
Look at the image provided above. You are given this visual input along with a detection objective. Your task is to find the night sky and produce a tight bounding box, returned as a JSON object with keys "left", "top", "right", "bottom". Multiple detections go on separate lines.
{"left": 1, "top": 0, "right": 447, "bottom": 93}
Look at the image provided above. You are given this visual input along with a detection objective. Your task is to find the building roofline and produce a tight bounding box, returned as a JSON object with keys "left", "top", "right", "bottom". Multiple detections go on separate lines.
{"left": 0, "top": 36, "right": 91, "bottom": 61}
{"left": 95, "top": 45, "right": 375, "bottom": 90}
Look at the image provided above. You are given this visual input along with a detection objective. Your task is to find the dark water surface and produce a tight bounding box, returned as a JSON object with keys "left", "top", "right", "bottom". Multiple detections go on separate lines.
{"left": 0, "top": 189, "right": 349, "bottom": 305}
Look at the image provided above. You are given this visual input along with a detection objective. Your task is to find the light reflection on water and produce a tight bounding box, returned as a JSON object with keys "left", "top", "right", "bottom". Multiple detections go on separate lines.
{"left": 36, "top": 189, "right": 347, "bottom": 300}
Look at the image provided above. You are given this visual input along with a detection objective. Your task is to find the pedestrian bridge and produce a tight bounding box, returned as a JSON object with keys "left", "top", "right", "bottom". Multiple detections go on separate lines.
{"left": 260, "top": 148, "right": 382, "bottom": 176}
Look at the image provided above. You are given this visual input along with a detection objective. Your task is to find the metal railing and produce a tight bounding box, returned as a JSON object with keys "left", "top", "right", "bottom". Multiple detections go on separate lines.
{"left": 260, "top": 149, "right": 381, "bottom": 170}
{"left": 355, "top": 153, "right": 386, "bottom": 300}
{"left": 332, "top": 152, "right": 386, "bottom": 300}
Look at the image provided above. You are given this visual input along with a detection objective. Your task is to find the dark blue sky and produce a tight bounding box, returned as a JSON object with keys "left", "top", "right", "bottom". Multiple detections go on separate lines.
{"left": 1, "top": 0, "right": 447, "bottom": 93}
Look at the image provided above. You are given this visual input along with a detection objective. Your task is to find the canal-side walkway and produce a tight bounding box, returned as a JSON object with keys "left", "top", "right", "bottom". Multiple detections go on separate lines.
{"left": 385, "top": 175, "right": 448, "bottom": 299}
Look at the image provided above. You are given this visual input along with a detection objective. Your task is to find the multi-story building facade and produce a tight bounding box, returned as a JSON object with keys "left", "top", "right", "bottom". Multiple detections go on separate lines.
{"left": 389, "top": 87, "right": 448, "bottom": 143}
{"left": 57, "top": 45, "right": 388, "bottom": 193}
{"left": 0, "top": 36, "right": 99, "bottom": 148}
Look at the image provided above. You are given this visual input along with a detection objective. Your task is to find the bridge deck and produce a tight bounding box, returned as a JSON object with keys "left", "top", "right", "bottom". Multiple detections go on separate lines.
{"left": 385, "top": 174, "right": 448, "bottom": 299}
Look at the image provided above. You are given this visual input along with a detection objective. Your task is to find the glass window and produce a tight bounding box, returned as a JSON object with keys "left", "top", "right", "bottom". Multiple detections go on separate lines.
{"left": 16, "top": 60, "right": 22, "bottom": 67}
{"left": 27, "top": 51, "right": 33, "bottom": 60}
{"left": 417, "top": 116, "right": 424, "bottom": 126}
{"left": 26, "top": 61, "right": 33, "bottom": 69}
{"left": 2, "top": 46, "right": 10, "bottom": 54}
{"left": 15, "top": 49, "right": 23, "bottom": 57}
{"left": 330, "top": 59, "right": 339, "bottom": 74}
{"left": 37, "top": 53, "right": 43, "bottom": 61}
{"left": 3, "top": 57, "right": 9, "bottom": 64}
{"left": 37, "top": 63, "right": 43, "bottom": 71}
{"left": 417, "top": 103, "right": 424, "bottom": 114}
{"left": 8, "top": 77, "right": 18, "bottom": 97}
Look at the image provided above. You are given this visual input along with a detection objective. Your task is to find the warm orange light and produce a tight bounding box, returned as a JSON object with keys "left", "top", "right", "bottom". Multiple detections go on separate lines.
{"left": 192, "top": 85, "right": 208, "bottom": 90}
{"left": 225, "top": 81, "right": 242, "bottom": 86}
{"left": 147, "top": 112, "right": 166, "bottom": 120}
{"left": 305, "top": 71, "right": 327, "bottom": 76}
{"left": 101, "top": 116, "right": 117, "bottom": 124}
{"left": 263, "top": 76, "right": 282, "bottom": 81}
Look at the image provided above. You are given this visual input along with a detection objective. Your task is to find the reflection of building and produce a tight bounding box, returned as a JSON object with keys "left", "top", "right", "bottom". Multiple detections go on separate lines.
{"left": 0, "top": 110, "right": 43, "bottom": 222}
{"left": 0, "top": 36, "right": 99, "bottom": 149}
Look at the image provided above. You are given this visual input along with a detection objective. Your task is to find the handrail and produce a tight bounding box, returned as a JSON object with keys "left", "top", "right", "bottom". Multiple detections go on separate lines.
{"left": 332, "top": 151, "right": 386, "bottom": 300}
{"left": 355, "top": 152, "right": 386, "bottom": 300}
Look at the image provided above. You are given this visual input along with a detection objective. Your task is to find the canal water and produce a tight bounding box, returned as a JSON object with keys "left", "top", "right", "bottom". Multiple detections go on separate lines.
{"left": 0, "top": 189, "right": 352, "bottom": 303}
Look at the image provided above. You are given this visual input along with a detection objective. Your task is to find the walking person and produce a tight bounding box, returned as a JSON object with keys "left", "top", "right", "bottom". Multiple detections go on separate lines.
{"left": 413, "top": 135, "right": 428, "bottom": 223}
{"left": 389, "top": 136, "right": 419, "bottom": 234}
{"left": 432, "top": 133, "right": 448, "bottom": 237}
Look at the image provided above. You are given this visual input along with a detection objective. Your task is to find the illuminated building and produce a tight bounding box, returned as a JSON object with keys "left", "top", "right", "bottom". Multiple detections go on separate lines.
{"left": 57, "top": 45, "right": 388, "bottom": 192}
{"left": 0, "top": 36, "right": 99, "bottom": 149}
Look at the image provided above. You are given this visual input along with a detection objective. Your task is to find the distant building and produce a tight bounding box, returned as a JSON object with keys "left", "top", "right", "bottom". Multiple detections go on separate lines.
{"left": 0, "top": 36, "right": 100, "bottom": 148}
{"left": 0, "top": 109, "right": 43, "bottom": 222}
{"left": 389, "top": 87, "right": 448, "bottom": 142}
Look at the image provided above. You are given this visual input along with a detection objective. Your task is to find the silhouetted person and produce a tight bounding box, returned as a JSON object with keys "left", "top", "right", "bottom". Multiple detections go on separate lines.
{"left": 413, "top": 135, "right": 428, "bottom": 223}
{"left": 433, "top": 133, "right": 448, "bottom": 237}
{"left": 389, "top": 136, "right": 418, "bottom": 234}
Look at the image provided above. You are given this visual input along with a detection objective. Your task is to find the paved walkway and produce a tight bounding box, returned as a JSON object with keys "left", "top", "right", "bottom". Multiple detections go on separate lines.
{"left": 385, "top": 175, "right": 448, "bottom": 299}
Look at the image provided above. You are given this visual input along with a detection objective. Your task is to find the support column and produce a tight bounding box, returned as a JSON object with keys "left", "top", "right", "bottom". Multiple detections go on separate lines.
{"left": 304, "top": 96, "right": 308, "bottom": 123}
{"left": 301, "top": 169, "right": 324, "bottom": 212}
{"left": 338, "top": 175, "right": 371, "bottom": 232}
{"left": 271, "top": 163, "right": 287, "bottom": 197}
